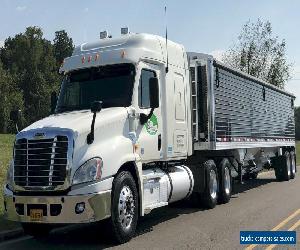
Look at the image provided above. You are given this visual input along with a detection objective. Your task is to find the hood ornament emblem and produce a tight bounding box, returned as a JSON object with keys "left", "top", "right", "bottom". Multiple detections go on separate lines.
{"left": 34, "top": 132, "right": 45, "bottom": 139}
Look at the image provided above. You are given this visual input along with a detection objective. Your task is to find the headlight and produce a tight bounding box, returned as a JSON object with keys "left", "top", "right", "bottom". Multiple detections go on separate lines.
{"left": 72, "top": 158, "right": 103, "bottom": 185}
{"left": 6, "top": 160, "right": 14, "bottom": 191}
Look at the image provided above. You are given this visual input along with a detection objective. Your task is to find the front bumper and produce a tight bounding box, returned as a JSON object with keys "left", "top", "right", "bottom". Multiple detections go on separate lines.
{"left": 3, "top": 186, "right": 111, "bottom": 224}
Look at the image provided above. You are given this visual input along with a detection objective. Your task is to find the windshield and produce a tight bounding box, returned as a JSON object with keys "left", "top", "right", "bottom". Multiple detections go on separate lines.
{"left": 56, "top": 63, "right": 135, "bottom": 113}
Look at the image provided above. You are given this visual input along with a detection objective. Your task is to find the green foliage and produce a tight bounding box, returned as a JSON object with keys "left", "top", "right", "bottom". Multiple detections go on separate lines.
{"left": 223, "top": 19, "right": 292, "bottom": 89}
{"left": 0, "top": 27, "right": 74, "bottom": 132}
{"left": 0, "top": 61, "right": 24, "bottom": 133}
{"left": 53, "top": 30, "right": 74, "bottom": 66}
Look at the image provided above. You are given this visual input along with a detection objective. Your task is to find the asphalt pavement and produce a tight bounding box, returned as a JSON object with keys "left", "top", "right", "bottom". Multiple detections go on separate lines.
{"left": 0, "top": 171, "right": 299, "bottom": 250}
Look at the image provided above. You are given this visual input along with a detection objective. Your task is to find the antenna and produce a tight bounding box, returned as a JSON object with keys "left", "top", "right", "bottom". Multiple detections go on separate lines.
{"left": 165, "top": 6, "right": 169, "bottom": 73}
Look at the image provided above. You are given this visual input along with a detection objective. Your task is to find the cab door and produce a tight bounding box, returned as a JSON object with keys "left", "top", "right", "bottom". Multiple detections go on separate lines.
{"left": 135, "top": 62, "right": 163, "bottom": 162}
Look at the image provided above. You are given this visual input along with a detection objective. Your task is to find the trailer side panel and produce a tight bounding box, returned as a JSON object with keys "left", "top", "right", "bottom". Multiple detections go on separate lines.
{"left": 213, "top": 62, "right": 295, "bottom": 150}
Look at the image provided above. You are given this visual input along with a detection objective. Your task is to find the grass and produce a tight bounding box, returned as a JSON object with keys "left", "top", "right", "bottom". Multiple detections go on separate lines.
{"left": 0, "top": 134, "right": 20, "bottom": 231}
{"left": 0, "top": 135, "right": 299, "bottom": 232}
{"left": 0, "top": 134, "right": 15, "bottom": 192}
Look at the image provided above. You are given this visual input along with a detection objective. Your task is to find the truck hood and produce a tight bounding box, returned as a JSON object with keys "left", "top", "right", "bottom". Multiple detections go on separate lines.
{"left": 16, "top": 106, "right": 133, "bottom": 190}
{"left": 22, "top": 107, "right": 128, "bottom": 134}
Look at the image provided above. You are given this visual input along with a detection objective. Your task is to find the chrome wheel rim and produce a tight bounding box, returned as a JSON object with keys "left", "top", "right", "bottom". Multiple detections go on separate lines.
{"left": 287, "top": 156, "right": 291, "bottom": 177}
{"left": 291, "top": 155, "right": 296, "bottom": 175}
{"left": 209, "top": 170, "right": 218, "bottom": 199}
{"left": 118, "top": 185, "right": 135, "bottom": 230}
{"left": 224, "top": 167, "right": 231, "bottom": 195}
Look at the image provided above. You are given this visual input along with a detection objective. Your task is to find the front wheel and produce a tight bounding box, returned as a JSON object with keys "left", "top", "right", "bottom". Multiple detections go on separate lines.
{"left": 109, "top": 171, "right": 138, "bottom": 244}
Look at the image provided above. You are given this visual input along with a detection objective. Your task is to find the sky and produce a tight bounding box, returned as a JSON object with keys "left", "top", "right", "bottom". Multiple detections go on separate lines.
{"left": 1, "top": 0, "right": 300, "bottom": 104}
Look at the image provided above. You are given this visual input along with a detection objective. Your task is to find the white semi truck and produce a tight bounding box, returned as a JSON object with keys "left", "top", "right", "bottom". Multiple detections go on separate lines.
{"left": 4, "top": 30, "right": 296, "bottom": 243}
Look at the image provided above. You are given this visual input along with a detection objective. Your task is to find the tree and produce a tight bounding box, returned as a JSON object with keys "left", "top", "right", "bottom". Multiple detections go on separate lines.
{"left": 0, "top": 61, "right": 24, "bottom": 133}
{"left": 53, "top": 30, "right": 74, "bottom": 67}
{"left": 222, "top": 19, "right": 292, "bottom": 89}
{"left": 0, "top": 26, "right": 60, "bottom": 126}
{"left": 0, "top": 26, "right": 75, "bottom": 131}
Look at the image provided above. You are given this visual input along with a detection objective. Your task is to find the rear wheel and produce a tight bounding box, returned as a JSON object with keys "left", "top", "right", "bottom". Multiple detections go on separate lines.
{"left": 274, "top": 151, "right": 291, "bottom": 181}
{"left": 290, "top": 151, "right": 296, "bottom": 179}
{"left": 22, "top": 223, "right": 52, "bottom": 238}
{"left": 218, "top": 158, "right": 232, "bottom": 204}
{"left": 199, "top": 160, "right": 218, "bottom": 209}
{"left": 109, "top": 171, "right": 138, "bottom": 244}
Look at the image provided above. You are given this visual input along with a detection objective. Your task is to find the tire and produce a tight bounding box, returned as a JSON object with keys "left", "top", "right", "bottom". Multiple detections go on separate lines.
{"left": 274, "top": 151, "right": 291, "bottom": 181}
{"left": 109, "top": 171, "right": 138, "bottom": 244}
{"left": 21, "top": 223, "right": 52, "bottom": 238}
{"left": 199, "top": 160, "right": 218, "bottom": 209}
{"left": 218, "top": 158, "right": 232, "bottom": 204}
{"left": 290, "top": 151, "right": 296, "bottom": 179}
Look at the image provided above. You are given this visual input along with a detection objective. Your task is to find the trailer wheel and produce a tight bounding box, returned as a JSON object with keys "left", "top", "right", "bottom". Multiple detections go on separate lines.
{"left": 21, "top": 223, "right": 52, "bottom": 238}
{"left": 274, "top": 152, "right": 291, "bottom": 181}
{"left": 290, "top": 151, "right": 296, "bottom": 179}
{"left": 199, "top": 160, "right": 218, "bottom": 209}
{"left": 218, "top": 159, "right": 232, "bottom": 204}
{"left": 109, "top": 171, "right": 138, "bottom": 243}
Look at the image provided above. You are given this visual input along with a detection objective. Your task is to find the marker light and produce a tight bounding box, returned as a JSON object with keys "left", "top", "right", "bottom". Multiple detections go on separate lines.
{"left": 121, "top": 27, "right": 129, "bottom": 35}
{"left": 81, "top": 56, "right": 85, "bottom": 64}
{"left": 100, "top": 31, "right": 108, "bottom": 39}
{"left": 88, "top": 55, "right": 92, "bottom": 63}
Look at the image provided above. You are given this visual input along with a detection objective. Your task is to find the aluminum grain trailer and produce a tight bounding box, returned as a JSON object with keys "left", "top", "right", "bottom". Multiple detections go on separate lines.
{"left": 188, "top": 52, "right": 296, "bottom": 183}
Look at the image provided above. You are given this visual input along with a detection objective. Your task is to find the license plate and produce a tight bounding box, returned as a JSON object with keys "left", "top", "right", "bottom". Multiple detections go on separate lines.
{"left": 30, "top": 209, "right": 43, "bottom": 221}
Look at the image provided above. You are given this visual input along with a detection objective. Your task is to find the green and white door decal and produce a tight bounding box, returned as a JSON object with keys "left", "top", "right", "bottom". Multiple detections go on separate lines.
{"left": 144, "top": 114, "right": 158, "bottom": 136}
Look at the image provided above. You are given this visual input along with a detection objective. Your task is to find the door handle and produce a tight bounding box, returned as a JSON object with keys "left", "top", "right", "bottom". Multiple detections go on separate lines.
{"left": 158, "top": 134, "right": 161, "bottom": 151}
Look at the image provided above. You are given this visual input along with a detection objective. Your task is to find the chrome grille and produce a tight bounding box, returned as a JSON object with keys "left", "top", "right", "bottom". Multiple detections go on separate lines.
{"left": 14, "top": 136, "right": 68, "bottom": 187}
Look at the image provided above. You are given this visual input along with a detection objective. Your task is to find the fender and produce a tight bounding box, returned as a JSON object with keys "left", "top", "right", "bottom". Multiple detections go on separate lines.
{"left": 116, "top": 153, "right": 144, "bottom": 216}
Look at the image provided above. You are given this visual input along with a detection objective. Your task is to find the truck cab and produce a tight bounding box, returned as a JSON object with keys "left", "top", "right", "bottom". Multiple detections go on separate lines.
{"left": 4, "top": 32, "right": 193, "bottom": 242}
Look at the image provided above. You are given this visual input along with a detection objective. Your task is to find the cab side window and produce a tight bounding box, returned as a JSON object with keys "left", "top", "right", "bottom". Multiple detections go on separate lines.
{"left": 139, "top": 69, "right": 156, "bottom": 108}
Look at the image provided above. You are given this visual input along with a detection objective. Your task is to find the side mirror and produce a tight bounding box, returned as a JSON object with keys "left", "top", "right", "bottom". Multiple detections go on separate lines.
{"left": 10, "top": 109, "right": 22, "bottom": 133}
{"left": 91, "top": 101, "right": 102, "bottom": 113}
{"left": 51, "top": 91, "right": 58, "bottom": 113}
{"left": 149, "top": 77, "right": 159, "bottom": 109}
